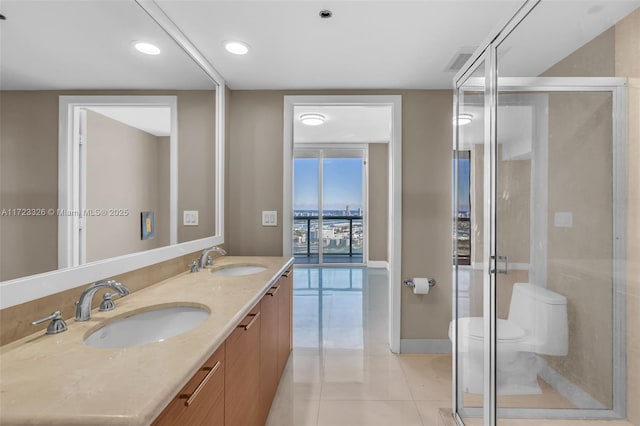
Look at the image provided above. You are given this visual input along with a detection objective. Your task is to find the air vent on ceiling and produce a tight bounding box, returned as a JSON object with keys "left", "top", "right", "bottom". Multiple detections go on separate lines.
{"left": 445, "top": 47, "right": 478, "bottom": 72}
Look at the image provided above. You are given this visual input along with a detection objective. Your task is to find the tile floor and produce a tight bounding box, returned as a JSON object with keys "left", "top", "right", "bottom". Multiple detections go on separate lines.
{"left": 266, "top": 267, "right": 451, "bottom": 426}
{"left": 266, "top": 267, "right": 633, "bottom": 426}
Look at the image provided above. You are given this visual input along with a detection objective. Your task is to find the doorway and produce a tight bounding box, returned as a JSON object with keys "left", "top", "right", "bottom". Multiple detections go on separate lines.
{"left": 283, "top": 95, "right": 402, "bottom": 353}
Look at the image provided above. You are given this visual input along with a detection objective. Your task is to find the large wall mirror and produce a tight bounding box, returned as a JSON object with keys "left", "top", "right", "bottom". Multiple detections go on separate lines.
{"left": 0, "top": 0, "right": 225, "bottom": 308}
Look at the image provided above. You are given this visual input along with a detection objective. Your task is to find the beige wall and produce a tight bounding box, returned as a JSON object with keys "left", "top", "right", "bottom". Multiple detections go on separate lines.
{"left": 0, "top": 92, "right": 59, "bottom": 281}
{"left": 0, "top": 90, "right": 216, "bottom": 281}
{"left": 85, "top": 110, "right": 170, "bottom": 262}
{"left": 226, "top": 90, "right": 452, "bottom": 340}
{"left": 176, "top": 91, "right": 216, "bottom": 243}
{"left": 545, "top": 91, "right": 614, "bottom": 407}
{"left": 615, "top": 8, "right": 640, "bottom": 425}
{"left": 540, "top": 25, "right": 616, "bottom": 408}
{"left": 368, "top": 143, "right": 388, "bottom": 262}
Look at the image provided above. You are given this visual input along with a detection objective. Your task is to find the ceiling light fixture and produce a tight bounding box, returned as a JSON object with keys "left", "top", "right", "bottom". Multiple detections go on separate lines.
{"left": 300, "top": 113, "right": 326, "bottom": 126}
{"left": 224, "top": 40, "right": 250, "bottom": 55}
{"left": 133, "top": 41, "right": 161, "bottom": 55}
{"left": 453, "top": 113, "right": 473, "bottom": 126}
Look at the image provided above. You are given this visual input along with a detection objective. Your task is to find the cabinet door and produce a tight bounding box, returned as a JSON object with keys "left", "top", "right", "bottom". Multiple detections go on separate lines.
{"left": 259, "top": 286, "right": 279, "bottom": 424}
{"left": 277, "top": 267, "right": 293, "bottom": 377}
{"left": 153, "top": 343, "right": 225, "bottom": 426}
{"left": 225, "top": 305, "right": 261, "bottom": 426}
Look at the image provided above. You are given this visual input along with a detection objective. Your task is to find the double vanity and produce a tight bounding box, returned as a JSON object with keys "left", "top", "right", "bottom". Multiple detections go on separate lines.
{"left": 0, "top": 256, "right": 293, "bottom": 426}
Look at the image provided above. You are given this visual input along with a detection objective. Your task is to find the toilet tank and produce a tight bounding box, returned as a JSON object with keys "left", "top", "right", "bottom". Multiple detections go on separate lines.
{"left": 508, "top": 283, "right": 568, "bottom": 356}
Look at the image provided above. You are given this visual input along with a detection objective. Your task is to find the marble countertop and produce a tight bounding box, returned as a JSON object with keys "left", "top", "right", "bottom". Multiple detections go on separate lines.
{"left": 0, "top": 256, "right": 293, "bottom": 425}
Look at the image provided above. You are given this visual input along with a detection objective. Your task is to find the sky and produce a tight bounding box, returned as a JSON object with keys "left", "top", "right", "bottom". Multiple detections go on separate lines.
{"left": 457, "top": 158, "right": 471, "bottom": 212}
{"left": 294, "top": 157, "right": 363, "bottom": 211}
{"left": 294, "top": 156, "right": 469, "bottom": 212}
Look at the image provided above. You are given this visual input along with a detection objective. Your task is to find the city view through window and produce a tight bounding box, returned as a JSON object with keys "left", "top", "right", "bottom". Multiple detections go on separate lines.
{"left": 293, "top": 156, "right": 364, "bottom": 264}
{"left": 455, "top": 152, "right": 471, "bottom": 265}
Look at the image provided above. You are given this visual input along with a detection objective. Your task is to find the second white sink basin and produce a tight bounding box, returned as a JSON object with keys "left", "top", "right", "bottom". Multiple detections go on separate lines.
{"left": 84, "top": 305, "right": 210, "bottom": 349}
{"left": 211, "top": 265, "right": 267, "bottom": 276}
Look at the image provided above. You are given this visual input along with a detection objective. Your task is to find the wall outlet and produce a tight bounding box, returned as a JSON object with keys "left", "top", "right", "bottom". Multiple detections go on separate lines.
{"left": 262, "top": 210, "right": 277, "bottom": 226}
{"left": 184, "top": 210, "right": 199, "bottom": 226}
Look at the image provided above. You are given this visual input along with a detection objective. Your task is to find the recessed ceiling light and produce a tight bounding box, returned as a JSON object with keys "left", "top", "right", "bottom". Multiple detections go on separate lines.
{"left": 133, "top": 41, "right": 161, "bottom": 55}
{"left": 453, "top": 113, "right": 473, "bottom": 126}
{"left": 300, "top": 113, "right": 326, "bottom": 126}
{"left": 224, "top": 40, "right": 250, "bottom": 55}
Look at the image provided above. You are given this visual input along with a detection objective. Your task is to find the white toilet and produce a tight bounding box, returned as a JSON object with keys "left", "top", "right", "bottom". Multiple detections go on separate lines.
{"left": 449, "top": 282, "right": 568, "bottom": 395}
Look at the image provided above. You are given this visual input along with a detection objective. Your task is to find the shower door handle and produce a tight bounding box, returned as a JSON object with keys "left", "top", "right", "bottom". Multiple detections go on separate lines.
{"left": 496, "top": 255, "right": 508, "bottom": 274}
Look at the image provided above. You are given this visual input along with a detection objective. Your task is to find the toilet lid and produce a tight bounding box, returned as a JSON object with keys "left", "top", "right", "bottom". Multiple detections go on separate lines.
{"left": 464, "top": 318, "right": 526, "bottom": 341}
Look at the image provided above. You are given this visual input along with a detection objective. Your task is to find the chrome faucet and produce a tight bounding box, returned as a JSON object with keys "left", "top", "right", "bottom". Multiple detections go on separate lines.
{"left": 75, "top": 280, "right": 130, "bottom": 321}
{"left": 199, "top": 246, "right": 227, "bottom": 269}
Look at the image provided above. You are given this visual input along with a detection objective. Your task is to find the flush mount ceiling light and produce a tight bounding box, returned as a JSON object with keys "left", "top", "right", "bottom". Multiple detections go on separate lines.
{"left": 133, "top": 41, "right": 161, "bottom": 55}
{"left": 224, "top": 40, "right": 250, "bottom": 55}
{"left": 453, "top": 113, "right": 473, "bottom": 126}
{"left": 299, "top": 113, "right": 326, "bottom": 126}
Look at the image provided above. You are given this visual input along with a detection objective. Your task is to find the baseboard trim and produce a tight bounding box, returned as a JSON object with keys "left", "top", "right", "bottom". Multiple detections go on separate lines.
{"left": 367, "top": 260, "right": 389, "bottom": 269}
{"left": 537, "top": 356, "right": 606, "bottom": 409}
{"left": 400, "top": 339, "right": 452, "bottom": 354}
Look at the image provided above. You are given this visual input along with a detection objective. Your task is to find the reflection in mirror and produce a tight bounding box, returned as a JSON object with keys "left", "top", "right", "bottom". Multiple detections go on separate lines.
{"left": 0, "top": 0, "right": 217, "bottom": 283}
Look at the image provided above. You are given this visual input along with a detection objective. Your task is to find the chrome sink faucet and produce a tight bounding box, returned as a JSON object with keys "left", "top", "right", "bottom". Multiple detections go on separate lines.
{"left": 75, "top": 280, "right": 130, "bottom": 321}
{"left": 199, "top": 246, "right": 227, "bottom": 269}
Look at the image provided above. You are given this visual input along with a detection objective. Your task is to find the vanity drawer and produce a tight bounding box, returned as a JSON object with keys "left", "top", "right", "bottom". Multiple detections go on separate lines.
{"left": 153, "top": 343, "right": 225, "bottom": 426}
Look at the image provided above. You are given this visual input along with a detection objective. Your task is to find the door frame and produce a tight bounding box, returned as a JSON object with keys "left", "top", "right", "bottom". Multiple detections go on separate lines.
{"left": 58, "top": 95, "right": 178, "bottom": 269}
{"left": 283, "top": 95, "right": 402, "bottom": 353}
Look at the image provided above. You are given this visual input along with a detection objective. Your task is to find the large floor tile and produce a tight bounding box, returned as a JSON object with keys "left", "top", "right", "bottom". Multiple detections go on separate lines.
{"left": 398, "top": 355, "right": 453, "bottom": 401}
{"left": 415, "top": 400, "right": 452, "bottom": 425}
{"left": 317, "top": 401, "right": 424, "bottom": 426}
{"left": 266, "top": 398, "right": 319, "bottom": 426}
{"left": 321, "top": 354, "right": 413, "bottom": 401}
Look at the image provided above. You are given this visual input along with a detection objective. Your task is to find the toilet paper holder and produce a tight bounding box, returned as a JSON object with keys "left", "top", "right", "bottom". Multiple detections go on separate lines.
{"left": 403, "top": 278, "right": 436, "bottom": 288}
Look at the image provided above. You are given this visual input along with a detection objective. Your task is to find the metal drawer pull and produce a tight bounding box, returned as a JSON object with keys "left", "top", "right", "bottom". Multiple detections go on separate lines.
{"left": 240, "top": 311, "right": 260, "bottom": 331}
{"left": 281, "top": 270, "right": 291, "bottom": 278}
{"left": 268, "top": 285, "right": 281, "bottom": 297}
{"left": 180, "top": 360, "right": 221, "bottom": 407}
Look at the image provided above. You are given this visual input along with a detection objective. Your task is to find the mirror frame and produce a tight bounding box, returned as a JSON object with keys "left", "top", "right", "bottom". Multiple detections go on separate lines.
{"left": 0, "top": 0, "right": 225, "bottom": 309}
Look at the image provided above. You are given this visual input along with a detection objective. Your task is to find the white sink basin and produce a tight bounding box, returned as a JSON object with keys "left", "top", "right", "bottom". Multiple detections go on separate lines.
{"left": 211, "top": 265, "right": 267, "bottom": 276}
{"left": 84, "top": 305, "right": 210, "bottom": 349}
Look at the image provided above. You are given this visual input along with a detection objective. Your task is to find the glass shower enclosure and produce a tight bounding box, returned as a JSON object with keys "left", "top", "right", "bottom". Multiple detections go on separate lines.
{"left": 453, "top": 0, "right": 634, "bottom": 424}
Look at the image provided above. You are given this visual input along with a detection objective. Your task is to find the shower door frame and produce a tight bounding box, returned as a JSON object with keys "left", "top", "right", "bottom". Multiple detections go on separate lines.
{"left": 452, "top": 1, "right": 628, "bottom": 424}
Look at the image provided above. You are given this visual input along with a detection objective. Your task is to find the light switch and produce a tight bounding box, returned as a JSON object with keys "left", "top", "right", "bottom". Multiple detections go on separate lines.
{"left": 262, "top": 210, "right": 277, "bottom": 226}
{"left": 554, "top": 212, "right": 572, "bottom": 228}
{"left": 184, "top": 210, "right": 199, "bottom": 226}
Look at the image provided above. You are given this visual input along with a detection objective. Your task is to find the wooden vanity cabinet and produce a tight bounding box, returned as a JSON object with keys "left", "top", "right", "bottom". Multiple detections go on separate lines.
{"left": 277, "top": 267, "right": 293, "bottom": 377}
{"left": 259, "top": 285, "right": 279, "bottom": 424}
{"left": 225, "top": 305, "right": 261, "bottom": 426}
{"left": 153, "top": 343, "right": 225, "bottom": 426}
{"left": 259, "top": 266, "right": 294, "bottom": 424}
{"left": 153, "top": 264, "right": 293, "bottom": 426}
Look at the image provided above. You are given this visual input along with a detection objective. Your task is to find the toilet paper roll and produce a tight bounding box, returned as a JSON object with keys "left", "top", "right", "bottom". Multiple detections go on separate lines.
{"left": 412, "top": 278, "right": 431, "bottom": 295}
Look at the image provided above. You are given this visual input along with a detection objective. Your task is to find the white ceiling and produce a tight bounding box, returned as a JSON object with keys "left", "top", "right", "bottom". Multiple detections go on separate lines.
{"left": 0, "top": 1, "right": 214, "bottom": 90}
{"left": 1, "top": 1, "right": 638, "bottom": 91}
{"left": 85, "top": 106, "right": 171, "bottom": 137}
{"left": 156, "top": 0, "right": 639, "bottom": 90}
{"left": 294, "top": 105, "right": 392, "bottom": 143}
